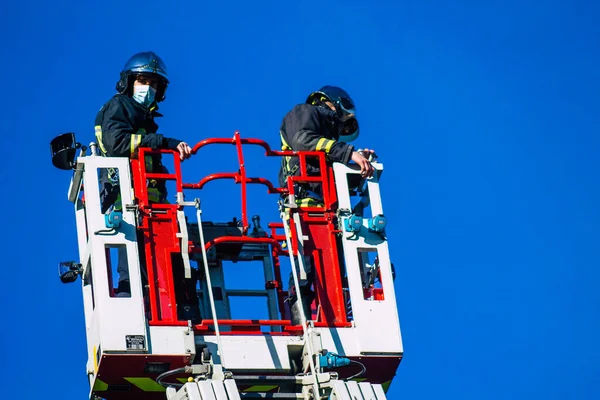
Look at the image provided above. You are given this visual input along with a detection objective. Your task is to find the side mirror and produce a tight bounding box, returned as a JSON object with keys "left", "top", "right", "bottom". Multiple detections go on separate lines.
{"left": 50, "top": 133, "right": 85, "bottom": 170}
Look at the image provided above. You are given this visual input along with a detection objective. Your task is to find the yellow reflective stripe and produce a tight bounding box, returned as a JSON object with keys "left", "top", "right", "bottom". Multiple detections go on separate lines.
{"left": 284, "top": 156, "right": 292, "bottom": 175}
{"left": 93, "top": 345, "right": 99, "bottom": 374}
{"left": 131, "top": 128, "right": 146, "bottom": 158}
{"left": 124, "top": 377, "right": 166, "bottom": 392}
{"left": 130, "top": 134, "right": 142, "bottom": 157}
{"left": 95, "top": 126, "right": 107, "bottom": 154}
{"left": 315, "top": 137, "right": 327, "bottom": 151}
{"left": 244, "top": 385, "right": 278, "bottom": 392}
{"left": 280, "top": 130, "right": 294, "bottom": 176}
{"left": 93, "top": 378, "right": 108, "bottom": 392}
{"left": 315, "top": 138, "right": 335, "bottom": 153}
{"left": 280, "top": 130, "right": 291, "bottom": 150}
{"left": 283, "top": 197, "right": 324, "bottom": 211}
{"left": 324, "top": 139, "right": 334, "bottom": 153}
{"left": 297, "top": 198, "right": 324, "bottom": 208}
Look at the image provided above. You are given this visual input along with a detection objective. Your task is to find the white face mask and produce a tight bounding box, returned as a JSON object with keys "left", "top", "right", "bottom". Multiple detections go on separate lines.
{"left": 132, "top": 85, "right": 156, "bottom": 107}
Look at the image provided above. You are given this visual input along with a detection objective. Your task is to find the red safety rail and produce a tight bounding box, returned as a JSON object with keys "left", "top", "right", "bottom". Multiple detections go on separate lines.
{"left": 130, "top": 153, "right": 183, "bottom": 323}
{"left": 129, "top": 131, "right": 351, "bottom": 331}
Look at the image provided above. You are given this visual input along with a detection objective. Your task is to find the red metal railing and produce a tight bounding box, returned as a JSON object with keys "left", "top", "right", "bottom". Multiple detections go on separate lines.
{"left": 130, "top": 131, "right": 351, "bottom": 331}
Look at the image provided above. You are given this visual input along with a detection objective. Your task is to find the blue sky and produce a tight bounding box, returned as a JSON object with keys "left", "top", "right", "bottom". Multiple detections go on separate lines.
{"left": 1, "top": 1, "right": 599, "bottom": 399}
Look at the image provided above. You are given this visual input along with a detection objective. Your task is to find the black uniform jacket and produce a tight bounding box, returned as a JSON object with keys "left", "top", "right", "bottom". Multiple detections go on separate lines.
{"left": 278, "top": 103, "right": 354, "bottom": 195}
{"left": 95, "top": 93, "right": 180, "bottom": 159}
{"left": 95, "top": 94, "right": 181, "bottom": 209}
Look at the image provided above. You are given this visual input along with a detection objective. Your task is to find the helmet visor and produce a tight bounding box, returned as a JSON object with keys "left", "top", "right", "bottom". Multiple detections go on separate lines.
{"left": 335, "top": 96, "right": 358, "bottom": 142}
{"left": 338, "top": 116, "right": 359, "bottom": 142}
{"left": 338, "top": 97, "right": 355, "bottom": 111}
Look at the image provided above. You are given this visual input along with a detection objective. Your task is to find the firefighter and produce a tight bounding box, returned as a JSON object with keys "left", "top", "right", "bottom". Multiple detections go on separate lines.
{"left": 95, "top": 51, "right": 200, "bottom": 323}
{"left": 278, "top": 85, "right": 375, "bottom": 324}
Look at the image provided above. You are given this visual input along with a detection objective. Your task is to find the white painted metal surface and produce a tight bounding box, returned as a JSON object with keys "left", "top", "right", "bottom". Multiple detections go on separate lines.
{"left": 333, "top": 162, "right": 403, "bottom": 356}
{"left": 74, "top": 156, "right": 147, "bottom": 352}
{"left": 196, "top": 335, "right": 298, "bottom": 370}
{"left": 149, "top": 326, "right": 196, "bottom": 355}
{"left": 69, "top": 155, "right": 196, "bottom": 396}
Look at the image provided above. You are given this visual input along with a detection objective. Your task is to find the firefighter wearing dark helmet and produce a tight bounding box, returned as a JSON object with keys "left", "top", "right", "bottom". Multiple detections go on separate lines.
{"left": 278, "top": 85, "right": 375, "bottom": 205}
{"left": 278, "top": 85, "right": 375, "bottom": 325}
{"left": 95, "top": 51, "right": 192, "bottom": 178}
{"left": 95, "top": 51, "right": 193, "bottom": 210}
{"left": 94, "top": 51, "right": 200, "bottom": 323}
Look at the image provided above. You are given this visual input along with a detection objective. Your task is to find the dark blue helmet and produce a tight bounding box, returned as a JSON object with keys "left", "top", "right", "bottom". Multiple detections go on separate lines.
{"left": 306, "top": 85, "right": 359, "bottom": 142}
{"left": 115, "top": 51, "right": 169, "bottom": 101}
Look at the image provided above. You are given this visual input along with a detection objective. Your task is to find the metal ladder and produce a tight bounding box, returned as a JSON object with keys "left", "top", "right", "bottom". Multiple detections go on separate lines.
{"left": 187, "top": 216, "right": 281, "bottom": 327}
